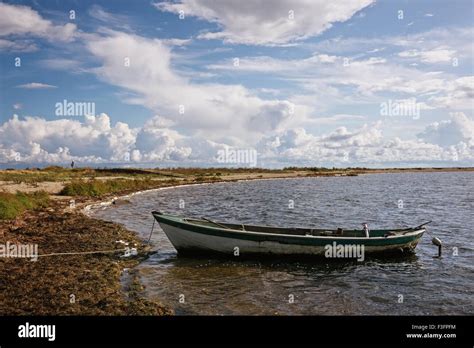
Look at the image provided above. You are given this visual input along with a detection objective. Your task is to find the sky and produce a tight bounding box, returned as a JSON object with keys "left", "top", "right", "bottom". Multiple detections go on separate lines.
{"left": 0, "top": 0, "right": 473, "bottom": 168}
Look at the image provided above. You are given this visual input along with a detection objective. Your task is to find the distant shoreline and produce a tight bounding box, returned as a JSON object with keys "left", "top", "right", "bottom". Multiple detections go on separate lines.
{"left": 1, "top": 166, "right": 473, "bottom": 195}
{"left": 1, "top": 165, "right": 474, "bottom": 171}
{"left": 82, "top": 166, "right": 474, "bottom": 216}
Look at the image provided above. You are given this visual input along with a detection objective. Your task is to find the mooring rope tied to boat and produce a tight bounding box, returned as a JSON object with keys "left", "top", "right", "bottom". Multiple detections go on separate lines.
{"left": 35, "top": 248, "right": 130, "bottom": 258}
{"left": 147, "top": 218, "right": 155, "bottom": 244}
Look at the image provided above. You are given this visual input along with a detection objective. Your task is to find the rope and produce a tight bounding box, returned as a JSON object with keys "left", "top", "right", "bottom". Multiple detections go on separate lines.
{"left": 423, "top": 227, "right": 446, "bottom": 245}
{"left": 27, "top": 219, "right": 159, "bottom": 259}
{"left": 36, "top": 248, "right": 126, "bottom": 258}
{"left": 422, "top": 227, "right": 437, "bottom": 242}
{"left": 147, "top": 218, "right": 155, "bottom": 244}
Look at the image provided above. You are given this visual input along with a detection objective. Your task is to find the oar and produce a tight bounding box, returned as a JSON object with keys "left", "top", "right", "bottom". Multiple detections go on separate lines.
{"left": 413, "top": 221, "right": 432, "bottom": 230}
{"left": 402, "top": 221, "right": 432, "bottom": 234}
{"left": 201, "top": 217, "right": 233, "bottom": 230}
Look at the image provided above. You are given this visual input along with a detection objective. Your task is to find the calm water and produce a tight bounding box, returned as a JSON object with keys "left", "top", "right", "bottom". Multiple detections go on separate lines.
{"left": 91, "top": 172, "right": 474, "bottom": 315}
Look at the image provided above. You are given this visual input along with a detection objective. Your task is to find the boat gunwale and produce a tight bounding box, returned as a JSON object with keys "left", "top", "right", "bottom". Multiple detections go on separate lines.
{"left": 152, "top": 212, "right": 426, "bottom": 241}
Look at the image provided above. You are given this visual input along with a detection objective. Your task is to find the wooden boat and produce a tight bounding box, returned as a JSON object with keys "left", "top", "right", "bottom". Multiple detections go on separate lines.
{"left": 152, "top": 211, "right": 429, "bottom": 258}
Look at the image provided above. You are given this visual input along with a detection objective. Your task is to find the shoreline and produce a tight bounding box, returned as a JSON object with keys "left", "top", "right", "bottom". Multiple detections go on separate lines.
{"left": 81, "top": 166, "right": 474, "bottom": 215}
{"left": 1, "top": 167, "right": 473, "bottom": 196}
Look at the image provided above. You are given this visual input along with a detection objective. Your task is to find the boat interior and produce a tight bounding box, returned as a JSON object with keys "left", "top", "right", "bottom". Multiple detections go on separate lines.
{"left": 182, "top": 217, "right": 421, "bottom": 238}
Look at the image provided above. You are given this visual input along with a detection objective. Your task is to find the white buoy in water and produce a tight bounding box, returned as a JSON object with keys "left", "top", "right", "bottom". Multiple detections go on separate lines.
{"left": 432, "top": 237, "right": 442, "bottom": 257}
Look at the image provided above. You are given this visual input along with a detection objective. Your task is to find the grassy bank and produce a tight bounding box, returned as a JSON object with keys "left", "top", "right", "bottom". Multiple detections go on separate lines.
{"left": 0, "top": 166, "right": 173, "bottom": 184}
{"left": 59, "top": 178, "right": 177, "bottom": 197}
{"left": 1, "top": 166, "right": 472, "bottom": 186}
{"left": 0, "top": 191, "right": 49, "bottom": 219}
{"left": 0, "top": 166, "right": 286, "bottom": 184}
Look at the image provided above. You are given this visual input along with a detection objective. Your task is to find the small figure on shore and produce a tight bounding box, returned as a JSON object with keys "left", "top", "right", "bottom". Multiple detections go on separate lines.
{"left": 70, "top": 160, "right": 75, "bottom": 169}
{"left": 362, "top": 223, "right": 370, "bottom": 238}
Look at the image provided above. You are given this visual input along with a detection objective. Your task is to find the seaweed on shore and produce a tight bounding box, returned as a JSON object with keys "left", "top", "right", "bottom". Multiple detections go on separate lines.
{"left": 0, "top": 201, "right": 173, "bottom": 316}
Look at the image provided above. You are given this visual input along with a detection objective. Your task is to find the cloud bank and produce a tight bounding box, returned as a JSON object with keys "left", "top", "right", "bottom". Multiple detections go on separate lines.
{"left": 1, "top": 113, "right": 473, "bottom": 166}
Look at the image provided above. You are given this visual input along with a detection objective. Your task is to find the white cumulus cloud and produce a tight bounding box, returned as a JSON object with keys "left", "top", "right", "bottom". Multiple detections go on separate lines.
{"left": 0, "top": 2, "right": 77, "bottom": 43}
{"left": 85, "top": 30, "right": 301, "bottom": 143}
{"left": 417, "top": 112, "right": 474, "bottom": 147}
{"left": 153, "top": 0, "right": 374, "bottom": 45}
{"left": 0, "top": 113, "right": 472, "bottom": 166}
{"left": 258, "top": 117, "right": 474, "bottom": 166}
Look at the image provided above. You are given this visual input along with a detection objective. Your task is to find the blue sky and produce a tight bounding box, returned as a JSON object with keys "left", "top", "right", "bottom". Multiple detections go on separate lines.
{"left": 0, "top": 0, "right": 473, "bottom": 167}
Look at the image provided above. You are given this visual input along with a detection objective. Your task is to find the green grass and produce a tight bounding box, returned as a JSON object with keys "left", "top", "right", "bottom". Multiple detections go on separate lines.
{"left": 0, "top": 191, "right": 50, "bottom": 220}
{"left": 0, "top": 167, "right": 173, "bottom": 184}
{"left": 59, "top": 178, "right": 176, "bottom": 197}
{"left": 0, "top": 169, "right": 93, "bottom": 184}
{"left": 0, "top": 166, "right": 366, "bottom": 185}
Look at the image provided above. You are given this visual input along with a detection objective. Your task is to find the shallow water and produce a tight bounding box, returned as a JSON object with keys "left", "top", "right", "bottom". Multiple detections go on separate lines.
{"left": 92, "top": 172, "right": 474, "bottom": 315}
